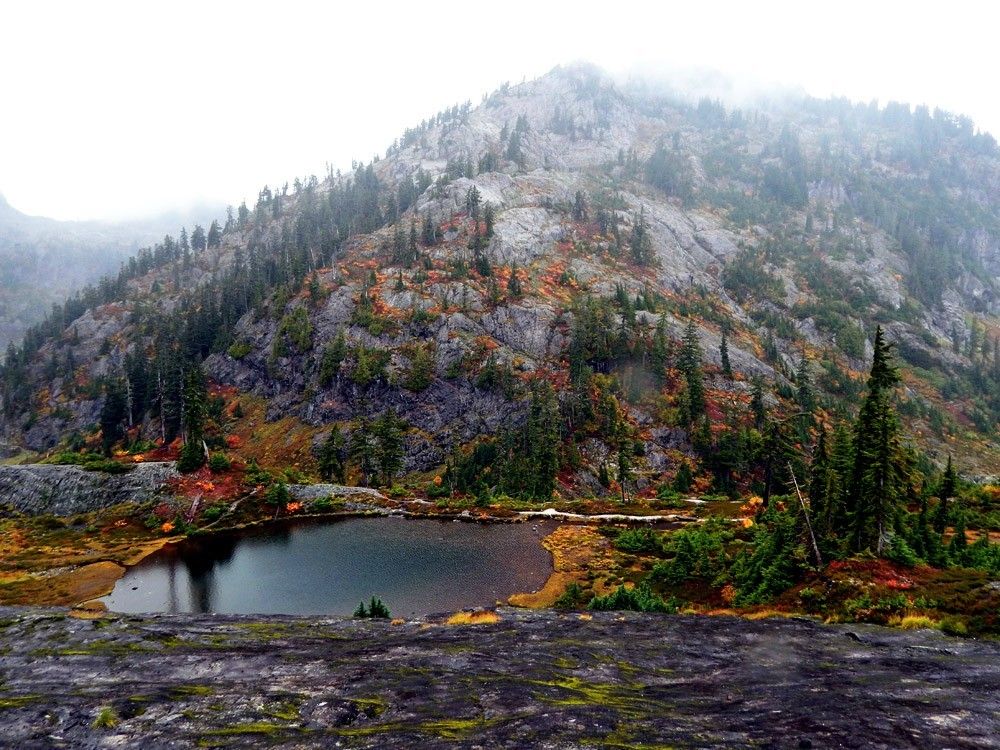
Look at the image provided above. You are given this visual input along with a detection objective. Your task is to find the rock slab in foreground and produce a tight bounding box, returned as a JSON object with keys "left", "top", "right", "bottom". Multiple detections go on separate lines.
{"left": 1, "top": 608, "right": 998, "bottom": 749}
{"left": 0, "top": 462, "right": 178, "bottom": 516}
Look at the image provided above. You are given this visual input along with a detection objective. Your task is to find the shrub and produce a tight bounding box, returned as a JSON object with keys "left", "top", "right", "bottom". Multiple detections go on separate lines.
{"left": 208, "top": 453, "right": 231, "bottom": 473}
{"left": 613, "top": 528, "right": 663, "bottom": 555}
{"left": 177, "top": 441, "right": 206, "bottom": 473}
{"left": 200, "top": 504, "right": 227, "bottom": 523}
{"left": 886, "top": 534, "right": 921, "bottom": 567}
{"left": 939, "top": 616, "right": 969, "bottom": 637}
{"left": 554, "top": 582, "right": 588, "bottom": 610}
{"left": 354, "top": 597, "right": 391, "bottom": 619}
{"left": 227, "top": 341, "right": 253, "bottom": 360}
{"left": 588, "top": 582, "right": 677, "bottom": 614}
{"left": 264, "top": 483, "right": 291, "bottom": 506}
{"left": 310, "top": 497, "right": 336, "bottom": 512}
{"left": 652, "top": 525, "right": 731, "bottom": 586}
{"left": 730, "top": 508, "right": 803, "bottom": 605}
{"left": 245, "top": 460, "right": 274, "bottom": 487}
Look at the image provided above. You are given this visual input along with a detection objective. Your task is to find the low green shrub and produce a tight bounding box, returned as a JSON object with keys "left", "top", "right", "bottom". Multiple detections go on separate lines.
{"left": 588, "top": 582, "right": 677, "bottom": 614}
{"left": 208, "top": 453, "right": 232, "bottom": 473}
{"left": 613, "top": 528, "right": 663, "bottom": 555}
{"left": 355, "top": 597, "right": 391, "bottom": 619}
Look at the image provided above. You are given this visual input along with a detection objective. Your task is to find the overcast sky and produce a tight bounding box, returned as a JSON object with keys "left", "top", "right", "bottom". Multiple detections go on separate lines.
{"left": 2, "top": 0, "right": 996, "bottom": 222}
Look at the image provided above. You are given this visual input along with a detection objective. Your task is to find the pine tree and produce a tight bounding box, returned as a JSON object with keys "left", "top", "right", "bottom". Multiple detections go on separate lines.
{"left": 177, "top": 365, "right": 208, "bottom": 472}
{"left": 349, "top": 417, "right": 377, "bottom": 485}
{"left": 933, "top": 455, "right": 956, "bottom": 534}
{"left": 650, "top": 316, "right": 670, "bottom": 385}
{"left": 807, "top": 424, "right": 840, "bottom": 540}
{"left": 483, "top": 202, "right": 496, "bottom": 239}
{"left": 318, "top": 331, "right": 347, "bottom": 387}
{"left": 317, "top": 426, "right": 346, "bottom": 483}
{"left": 374, "top": 409, "right": 407, "bottom": 486}
{"left": 507, "top": 264, "right": 522, "bottom": 298}
{"left": 720, "top": 327, "right": 732, "bottom": 378}
{"left": 629, "top": 208, "right": 654, "bottom": 265}
{"left": 678, "top": 321, "right": 705, "bottom": 425}
{"left": 847, "top": 326, "right": 908, "bottom": 554}
{"left": 99, "top": 380, "right": 128, "bottom": 456}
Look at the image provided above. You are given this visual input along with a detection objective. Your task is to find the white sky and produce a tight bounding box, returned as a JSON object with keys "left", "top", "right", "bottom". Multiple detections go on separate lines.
{"left": 1, "top": 0, "right": 997, "bottom": 222}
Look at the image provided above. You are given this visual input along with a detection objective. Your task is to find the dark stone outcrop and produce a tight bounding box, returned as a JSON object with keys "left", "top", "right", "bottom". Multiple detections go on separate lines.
{"left": 0, "top": 462, "right": 177, "bottom": 516}
{"left": 0, "top": 607, "right": 997, "bottom": 748}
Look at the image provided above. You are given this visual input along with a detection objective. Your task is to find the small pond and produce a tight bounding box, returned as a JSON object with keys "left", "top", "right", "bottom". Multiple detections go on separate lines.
{"left": 101, "top": 516, "right": 559, "bottom": 617}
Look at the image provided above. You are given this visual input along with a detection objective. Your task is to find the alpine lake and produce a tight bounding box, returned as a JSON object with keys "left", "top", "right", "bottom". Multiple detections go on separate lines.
{"left": 101, "top": 516, "right": 560, "bottom": 617}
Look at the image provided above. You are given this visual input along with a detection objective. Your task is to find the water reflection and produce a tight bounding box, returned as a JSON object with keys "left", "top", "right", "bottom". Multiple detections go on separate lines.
{"left": 102, "top": 517, "right": 558, "bottom": 616}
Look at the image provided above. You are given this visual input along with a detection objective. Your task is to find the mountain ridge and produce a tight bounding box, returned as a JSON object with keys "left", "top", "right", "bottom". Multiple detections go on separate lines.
{"left": 2, "top": 64, "right": 998, "bottom": 488}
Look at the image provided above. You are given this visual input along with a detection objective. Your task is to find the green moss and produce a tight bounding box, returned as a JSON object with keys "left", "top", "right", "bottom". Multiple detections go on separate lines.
{"left": 170, "top": 684, "right": 215, "bottom": 698}
{"left": 350, "top": 695, "right": 388, "bottom": 718}
{"left": 527, "top": 675, "right": 667, "bottom": 718}
{"left": 0, "top": 695, "right": 39, "bottom": 709}
{"left": 418, "top": 716, "right": 503, "bottom": 740}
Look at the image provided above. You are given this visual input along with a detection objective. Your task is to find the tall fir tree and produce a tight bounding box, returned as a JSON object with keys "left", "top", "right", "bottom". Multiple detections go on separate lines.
{"left": 847, "top": 326, "right": 909, "bottom": 554}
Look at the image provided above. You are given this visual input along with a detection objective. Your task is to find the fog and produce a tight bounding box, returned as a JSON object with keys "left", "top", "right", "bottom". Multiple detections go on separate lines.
{"left": 1, "top": 0, "right": 995, "bottom": 222}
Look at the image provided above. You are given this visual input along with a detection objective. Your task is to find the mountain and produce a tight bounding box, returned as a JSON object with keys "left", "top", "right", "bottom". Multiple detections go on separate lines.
{"left": 0, "top": 193, "right": 223, "bottom": 350}
{"left": 2, "top": 63, "right": 999, "bottom": 487}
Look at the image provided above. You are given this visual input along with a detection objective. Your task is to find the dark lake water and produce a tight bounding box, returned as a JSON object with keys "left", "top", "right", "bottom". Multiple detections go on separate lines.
{"left": 101, "top": 517, "right": 559, "bottom": 617}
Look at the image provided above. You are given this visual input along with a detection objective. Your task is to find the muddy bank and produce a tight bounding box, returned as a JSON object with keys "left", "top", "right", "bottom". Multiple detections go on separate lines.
{"left": 0, "top": 607, "right": 997, "bottom": 748}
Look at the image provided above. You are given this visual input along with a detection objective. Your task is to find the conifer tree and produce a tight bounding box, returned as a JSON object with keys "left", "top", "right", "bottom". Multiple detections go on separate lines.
{"left": 317, "top": 426, "right": 346, "bottom": 483}
{"left": 848, "top": 326, "right": 908, "bottom": 554}
{"left": 177, "top": 365, "right": 208, "bottom": 472}
{"left": 99, "top": 379, "right": 128, "bottom": 456}
{"left": 374, "top": 409, "right": 407, "bottom": 486}
{"left": 629, "top": 208, "right": 654, "bottom": 265}
{"left": 719, "top": 327, "right": 732, "bottom": 378}
{"left": 507, "top": 264, "right": 522, "bottom": 298}
{"left": 933, "top": 455, "right": 957, "bottom": 533}
{"left": 678, "top": 321, "right": 705, "bottom": 425}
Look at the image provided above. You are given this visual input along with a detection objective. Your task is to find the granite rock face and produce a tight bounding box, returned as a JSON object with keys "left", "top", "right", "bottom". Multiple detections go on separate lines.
{"left": 0, "top": 462, "right": 177, "bottom": 516}
{"left": 0, "top": 607, "right": 998, "bottom": 749}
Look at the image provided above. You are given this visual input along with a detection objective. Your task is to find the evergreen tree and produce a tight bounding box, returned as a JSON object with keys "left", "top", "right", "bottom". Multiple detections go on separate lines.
{"left": 483, "top": 202, "right": 496, "bottom": 239}
{"left": 807, "top": 424, "right": 840, "bottom": 541}
{"left": 317, "top": 426, "right": 346, "bottom": 483}
{"left": 847, "top": 326, "right": 908, "bottom": 554}
{"left": 373, "top": 409, "right": 407, "bottom": 486}
{"left": 507, "top": 264, "right": 522, "bottom": 298}
{"left": 99, "top": 379, "right": 128, "bottom": 456}
{"left": 678, "top": 321, "right": 705, "bottom": 425}
{"left": 207, "top": 220, "right": 222, "bottom": 248}
{"left": 933, "top": 455, "right": 957, "bottom": 534}
{"left": 349, "top": 417, "right": 377, "bottom": 485}
{"left": 177, "top": 365, "right": 208, "bottom": 472}
{"left": 720, "top": 327, "right": 732, "bottom": 378}
{"left": 629, "top": 208, "right": 654, "bottom": 265}
{"left": 318, "top": 332, "right": 347, "bottom": 387}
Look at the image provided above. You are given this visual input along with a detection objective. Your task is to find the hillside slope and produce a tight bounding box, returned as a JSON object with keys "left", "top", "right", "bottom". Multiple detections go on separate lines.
{"left": 2, "top": 64, "right": 998, "bottom": 489}
{"left": 0, "top": 194, "right": 221, "bottom": 350}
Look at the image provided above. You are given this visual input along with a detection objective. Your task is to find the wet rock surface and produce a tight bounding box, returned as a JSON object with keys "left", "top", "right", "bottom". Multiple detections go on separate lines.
{"left": 0, "top": 462, "right": 177, "bottom": 517}
{"left": 1, "top": 607, "right": 998, "bottom": 748}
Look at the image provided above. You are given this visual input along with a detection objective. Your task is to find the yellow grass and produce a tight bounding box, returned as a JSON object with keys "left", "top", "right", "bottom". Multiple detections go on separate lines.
{"left": 445, "top": 610, "right": 501, "bottom": 626}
